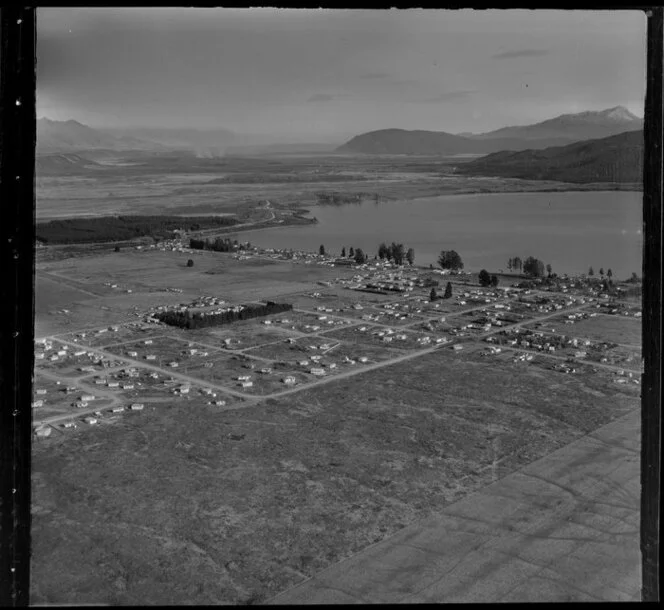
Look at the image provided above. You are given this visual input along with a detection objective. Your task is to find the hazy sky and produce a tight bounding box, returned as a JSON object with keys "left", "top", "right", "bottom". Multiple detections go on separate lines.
{"left": 37, "top": 8, "right": 647, "bottom": 140}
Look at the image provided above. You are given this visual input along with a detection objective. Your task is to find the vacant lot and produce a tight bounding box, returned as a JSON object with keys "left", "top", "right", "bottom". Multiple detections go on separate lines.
{"left": 31, "top": 345, "right": 638, "bottom": 606}
{"left": 544, "top": 314, "right": 641, "bottom": 346}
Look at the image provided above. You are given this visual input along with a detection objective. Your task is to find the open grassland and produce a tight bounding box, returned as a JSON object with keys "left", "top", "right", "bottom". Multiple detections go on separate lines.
{"left": 35, "top": 249, "right": 357, "bottom": 338}
{"left": 32, "top": 240, "right": 642, "bottom": 604}
{"left": 37, "top": 153, "right": 633, "bottom": 221}
{"left": 531, "top": 313, "right": 641, "bottom": 347}
{"left": 31, "top": 346, "right": 639, "bottom": 606}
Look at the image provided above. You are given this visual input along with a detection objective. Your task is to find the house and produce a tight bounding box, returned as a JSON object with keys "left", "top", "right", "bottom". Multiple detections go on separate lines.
{"left": 84, "top": 417, "right": 98, "bottom": 425}
{"left": 35, "top": 389, "right": 47, "bottom": 395}
{"left": 32, "top": 400, "right": 44, "bottom": 409}
{"left": 111, "top": 407, "right": 125, "bottom": 413}
{"left": 130, "top": 403, "right": 144, "bottom": 410}
{"left": 107, "top": 381, "right": 120, "bottom": 388}
{"left": 240, "top": 381, "right": 253, "bottom": 388}
{"left": 453, "top": 344, "right": 464, "bottom": 351}
{"left": 81, "top": 395, "right": 95, "bottom": 402}
{"left": 282, "top": 376, "right": 297, "bottom": 385}
{"left": 34, "top": 426, "right": 52, "bottom": 438}
{"left": 310, "top": 368, "right": 326, "bottom": 376}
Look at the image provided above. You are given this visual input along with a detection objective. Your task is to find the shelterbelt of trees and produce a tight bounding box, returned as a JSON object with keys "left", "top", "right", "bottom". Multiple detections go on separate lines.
{"left": 189, "top": 236, "right": 251, "bottom": 253}
{"left": 155, "top": 301, "right": 292, "bottom": 329}
{"left": 36, "top": 215, "right": 238, "bottom": 245}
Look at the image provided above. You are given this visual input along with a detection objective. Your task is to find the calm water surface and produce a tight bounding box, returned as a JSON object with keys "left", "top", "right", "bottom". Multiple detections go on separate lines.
{"left": 239, "top": 191, "right": 642, "bottom": 280}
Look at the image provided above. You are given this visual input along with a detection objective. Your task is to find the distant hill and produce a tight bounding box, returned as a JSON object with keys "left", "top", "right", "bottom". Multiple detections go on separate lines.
{"left": 337, "top": 129, "right": 483, "bottom": 155}
{"left": 466, "top": 106, "right": 643, "bottom": 143}
{"left": 338, "top": 106, "right": 643, "bottom": 156}
{"left": 454, "top": 130, "right": 643, "bottom": 184}
{"left": 37, "top": 118, "right": 167, "bottom": 153}
{"left": 37, "top": 118, "right": 241, "bottom": 155}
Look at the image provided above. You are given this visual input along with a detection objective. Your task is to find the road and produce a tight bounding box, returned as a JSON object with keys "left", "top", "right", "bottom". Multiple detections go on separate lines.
{"left": 38, "top": 290, "right": 640, "bottom": 420}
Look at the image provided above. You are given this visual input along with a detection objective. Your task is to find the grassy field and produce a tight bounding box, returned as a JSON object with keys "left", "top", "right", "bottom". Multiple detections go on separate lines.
{"left": 31, "top": 346, "right": 639, "bottom": 605}
{"left": 540, "top": 313, "right": 641, "bottom": 346}
{"left": 35, "top": 249, "right": 357, "bottom": 337}
{"left": 37, "top": 153, "right": 634, "bottom": 221}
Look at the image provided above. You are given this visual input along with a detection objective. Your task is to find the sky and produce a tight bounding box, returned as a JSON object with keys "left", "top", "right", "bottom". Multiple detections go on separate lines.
{"left": 37, "top": 8, "right": 647, "bottom": 141}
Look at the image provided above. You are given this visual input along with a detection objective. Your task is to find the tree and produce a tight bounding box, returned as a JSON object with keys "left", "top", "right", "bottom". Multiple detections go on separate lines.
{"left": 490, "top": 275, "right": 499, "bottom": 287}
{"left": 378, "top": 242, "right": 388, "bottom": 260}
{"left": 599, "top": 267, "right": 605, "bottom": 277}
{"left": 429, "top": 287, "right": 437, "bottom": 301}
{"left": 588, "top": 266, "right": 594, "bottom": 277}
{"left": 319, "top": 244, "right": 325, "bottom": 256}
{"left": 187, "top": 259, "right": 194, "bottom": 268}
{"left": 546, "top": 263, "right": 552, "bottom": 277}
{"left": 513, "top": 257, "right": 523, "bottom": 274}
{"left": 478, "top": 269, "right": 492, "bottom": 287}
{"left": 114, "top": 246, "right": 121, "bottom": 252}
{"left": 349, "top": 246, "right": 355, "bottom": 258}
{"left": 438, "top": 250, "right": 464, "bottom": 271}
{"left": 444, "top": 282, "right": 453, "bottom": 299}
{"left": 406, "top": 248, "right": 415, "bottom": 266}
{"left": 602, "top": 278, "right": 611, "bottom": 292}
{"left": 523, "top": 256, "right": 545, "bottom": 277}
{"left": 354, "top": 248, "right": 365, "bottom": 265}
{"left": 607, "top": 268, "right": 613, "bottom": 282}
{"left": 341, "top": 246, "right": 346, "bottom": 258}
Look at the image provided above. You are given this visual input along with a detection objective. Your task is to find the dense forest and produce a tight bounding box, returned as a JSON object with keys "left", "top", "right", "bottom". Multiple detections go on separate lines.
{"left": 155, "top": 301, "right": 292, "bottom": 329}
{"left": 189, "top": 236, "right": 250, "bottom": 252}
{"left": 36, "top": 215, "right": 238, "bottom": 245}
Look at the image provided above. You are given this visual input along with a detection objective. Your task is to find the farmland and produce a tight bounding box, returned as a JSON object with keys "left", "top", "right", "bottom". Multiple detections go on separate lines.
{"left": 31, "top": 242, "right": 642, "bottom": 605}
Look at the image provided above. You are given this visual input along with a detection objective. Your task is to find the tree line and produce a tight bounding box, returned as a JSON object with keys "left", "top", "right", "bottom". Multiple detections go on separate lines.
{"left": 36, "top": 215, "right": 238, "bottom": 245}
{"left": 155, "top": 301, "right": 293, "bottom": 330}
{"left": 190, "top": 237, "right": 250, "bottom": 253}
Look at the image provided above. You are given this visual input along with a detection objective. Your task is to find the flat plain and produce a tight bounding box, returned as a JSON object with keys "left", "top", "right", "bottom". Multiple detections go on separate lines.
{"left": 31, "top": 238, "right": 642, "bottom": 605}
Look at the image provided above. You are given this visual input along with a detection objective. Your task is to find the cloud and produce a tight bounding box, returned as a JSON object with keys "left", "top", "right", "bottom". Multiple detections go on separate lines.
{"left": 359, "top": 72, "right": 390, "bottom": 80}
{"left": 492, "top": 49, "right": 549, "bottom": 60}
{"left": 415, "top": 90, "right": 477, "bottom": 104}
{"left": 307, "top": 93, "right": 348, "bottom": 103}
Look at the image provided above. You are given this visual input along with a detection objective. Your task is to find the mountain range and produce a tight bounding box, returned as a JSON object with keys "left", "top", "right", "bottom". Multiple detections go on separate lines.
{"left": 37, "top": 118, "right": 339, "bottom": 156}
{"left": 336, "top": 107, "right": 643, "bottom": 155}
{"left": 453, "top": 129, "right": 643, "bottom": 184}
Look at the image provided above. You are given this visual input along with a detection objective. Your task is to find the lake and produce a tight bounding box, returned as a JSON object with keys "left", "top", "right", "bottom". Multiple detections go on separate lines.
{"left": 238, "top": 191, "right": 643, "bottom": 280}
